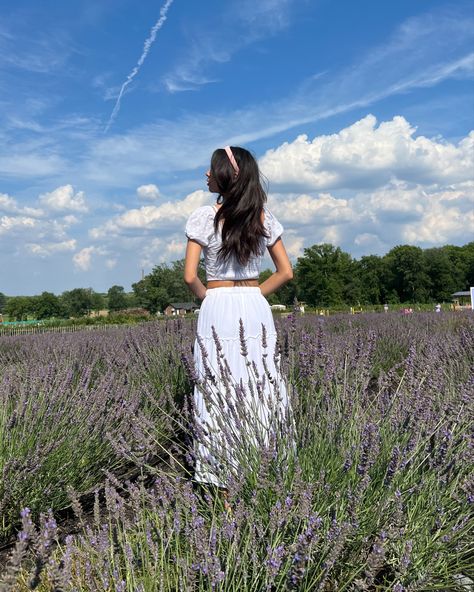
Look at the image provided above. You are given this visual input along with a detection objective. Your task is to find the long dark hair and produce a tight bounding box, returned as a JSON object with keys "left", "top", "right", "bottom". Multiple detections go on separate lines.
{"left": 211, "top": 146, "right": 269, "bottom": 265}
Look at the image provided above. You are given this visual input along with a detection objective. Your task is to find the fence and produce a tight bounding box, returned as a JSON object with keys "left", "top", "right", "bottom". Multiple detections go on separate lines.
{"left": 0, "top": 323, "right": 129, "bottom": 338}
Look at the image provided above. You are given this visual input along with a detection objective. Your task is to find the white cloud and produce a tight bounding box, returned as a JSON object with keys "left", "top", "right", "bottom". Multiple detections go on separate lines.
{"left": 401, "top": 185, "right": 474, "bottom": 244}
{"left": 354, "top": 233, "right": 386, "bottom": 252}
{"left": 140, "top": 236, "right": 187, "bottom": 268}
{"left": 137, "top": 183, "right": 161, "bottom": 200}
{"left": 39, "top": 185, "right": 88, "bottom": 213}
{"left": 0, "top": 215, "right": 36, "bottom": 235}
{"left": 86, "top": 41, "right": 472, "bottom": 188}
{"left": 0, "top": 192, "right": 43, "bottom": 216}
{"left": 105, "top": 258, "right": 117, "bottom": 269}
{"left": 260, "top": 115, "right": 474, "bottom": 192}
{"left": 0, "top": 188, "right": 80, "bottom": 260}
{"left": 319, "top": 226, "right": 341, "bottom": 245}
{"left": 62, "top": 214, "right": 80, "bottom": 226}
{"left": 80, "top": 8, "right": 474, "bottom": 188}
{"left": 90, "top": 190, "right": 208, "bottom": 239}
{"left": 280, "top": 231, "right": 304, "bottom": 259}
{"left": 0, "top": 193, "right": 17, "bottom": 211}
{"left": 269, "top": 192, "right": 354, "bottom": 225}
{"left": 73, "top": 246, "right": 96, "bottom": 271}
{"left": 84, "top": 117, "right": 473, "bottom": 268}
{"left": 0, "top": 153, "right": 65, "bottom": 177}
{"left": 260, "top": 116, "right": 474, "bottom": 256}
{"left": 25, "top": 239, "right": 77, "bottom": 258}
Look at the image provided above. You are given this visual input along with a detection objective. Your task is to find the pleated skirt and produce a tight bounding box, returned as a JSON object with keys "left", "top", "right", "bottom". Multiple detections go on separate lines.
{"left": 192, "top": 287, "right": 290, "bottom": 487}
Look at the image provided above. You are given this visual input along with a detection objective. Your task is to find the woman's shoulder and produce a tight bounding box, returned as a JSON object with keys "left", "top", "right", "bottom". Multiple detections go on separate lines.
{"left": 185, "top": 205, "right": 216, "bottom": 245}
{"left": 186, "top": 204, "right": 215, "bottom": 223}
{"left": 262, "top": 206, "right": 279, "bottom": 222}
{"left": 262, "top": 206, "right": 283, "bottom": 245}
{"left": 188, "top": 204, "right": 215, "bottom": 217}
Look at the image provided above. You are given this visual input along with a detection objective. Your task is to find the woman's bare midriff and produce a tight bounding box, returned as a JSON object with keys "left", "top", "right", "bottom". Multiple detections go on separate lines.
{"left": 207, "top": 279, "right": 259, "bottom": 289}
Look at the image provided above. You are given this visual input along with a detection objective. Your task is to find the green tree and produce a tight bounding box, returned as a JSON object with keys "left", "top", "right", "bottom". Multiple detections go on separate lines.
{"left": 107, "top": 285, "right": 128, "bottom": 311}
{"left": 125, "top": 291, "right": 139, "bottom": 308}
{"left": 437, "top": 245, "right": 468, "bottom": 293}
{"left": 295, "top": 244, "right": 354, "bottom": 307}
{"left": 61, "top": 288, "right": 94, "bottom": 317}
{"left": 4, "top": 296, "right": 34, "bottom": 321}
{"left": 90, "top": 291, "right": 105, "bottom": 312}
{"left": 383, "top": 245, "right": 431, "bottom": 303}
{"left": 133, "top": 259, "right": 205, "bottom": 313}
{"left": 424, "top": 248, "right": 458, "bottom": 301}
{"left": 460, "top": 242, "right": 474, "bottom": 287}
{"left": 0, "top": 292, "right": 6, "bottom": 313}
{"left": 259, "top": 269, "right": 297, "bottom": 307}
{"left": 33, "top": 292, "right": 65, "bottom": 319}
{"left": 355, "top": 255, "right": 384, "bottom": 304}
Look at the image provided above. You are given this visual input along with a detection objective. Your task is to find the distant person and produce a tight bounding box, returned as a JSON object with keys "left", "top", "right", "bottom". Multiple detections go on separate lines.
{"left": 383, "top": 303, "right": 389, "bottom": 313}
{"left": 184, "top": 146, "right": 293, "bottom": 492}
{"left": 435, "top": 303, "right": 441, "bottom": 313}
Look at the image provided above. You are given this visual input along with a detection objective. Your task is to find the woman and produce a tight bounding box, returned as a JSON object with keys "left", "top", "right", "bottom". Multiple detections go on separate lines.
{"left": 184, "top": 146, "right": 293, "bottom": 489}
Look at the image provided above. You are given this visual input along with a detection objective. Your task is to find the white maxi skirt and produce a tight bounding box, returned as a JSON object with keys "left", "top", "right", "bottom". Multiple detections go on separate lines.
{"left": 192, "top": 287, "right": 290, "bottom": 487}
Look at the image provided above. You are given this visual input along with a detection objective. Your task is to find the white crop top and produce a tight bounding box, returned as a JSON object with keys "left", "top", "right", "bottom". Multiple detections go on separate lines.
{"left": 185, "top": 205, "right": 283, "bottom": 281}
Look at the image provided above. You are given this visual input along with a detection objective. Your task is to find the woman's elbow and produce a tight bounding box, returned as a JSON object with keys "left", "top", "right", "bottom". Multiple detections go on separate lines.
{"left": 184, "top": 272, "right": 196, "bottom": 286}
{"left": 285, "top": 267, "right": 294, "bottom": 282}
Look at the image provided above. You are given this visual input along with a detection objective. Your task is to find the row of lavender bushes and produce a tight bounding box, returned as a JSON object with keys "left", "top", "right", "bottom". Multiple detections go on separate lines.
{"left": 0, "top": 320, "right": 190, "bottom": 541}
{"left": 1, "top": 312, "right": 473, "bottom": 590}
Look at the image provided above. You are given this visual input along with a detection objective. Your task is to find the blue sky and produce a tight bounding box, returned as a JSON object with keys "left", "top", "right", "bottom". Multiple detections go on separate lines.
{"left": 1, "top": 0, "right": 473, "bottom": 296}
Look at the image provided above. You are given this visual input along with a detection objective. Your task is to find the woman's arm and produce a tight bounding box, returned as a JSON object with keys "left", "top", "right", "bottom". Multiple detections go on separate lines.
{"left": 184, "top": 239, "right": 207, "bottom": 300}
{"left": 259, "top": 238, "right": 293, "bottom": 297}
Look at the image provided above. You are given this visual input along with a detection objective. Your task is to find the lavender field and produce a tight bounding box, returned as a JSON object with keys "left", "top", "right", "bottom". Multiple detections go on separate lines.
{"left": 0, "top": 312, "right": 473, "bottom": 591}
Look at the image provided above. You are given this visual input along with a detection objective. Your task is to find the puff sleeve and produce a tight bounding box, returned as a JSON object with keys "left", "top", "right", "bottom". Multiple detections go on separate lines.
{"left": 185, "top": 206, "right": 215, "bottom": 247}
{"left": 264, "top": 208, "right": 284, "bottom": 246}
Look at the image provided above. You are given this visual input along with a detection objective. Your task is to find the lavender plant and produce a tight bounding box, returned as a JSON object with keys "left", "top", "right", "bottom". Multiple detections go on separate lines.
{"left": 0, "top": 320, "right": 188, "bottom": 542}
{"left": 1, "top": 312, "right": 473, "bottom": 591}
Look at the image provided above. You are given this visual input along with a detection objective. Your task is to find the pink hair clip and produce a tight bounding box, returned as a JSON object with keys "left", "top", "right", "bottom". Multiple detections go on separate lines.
{"left": 224, "top": 146, "right": 239, "bottom": 175}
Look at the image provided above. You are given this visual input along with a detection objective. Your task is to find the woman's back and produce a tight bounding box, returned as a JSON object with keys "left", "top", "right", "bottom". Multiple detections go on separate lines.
{"left": 185, "top": 204, "right": 283, "bottom": 281}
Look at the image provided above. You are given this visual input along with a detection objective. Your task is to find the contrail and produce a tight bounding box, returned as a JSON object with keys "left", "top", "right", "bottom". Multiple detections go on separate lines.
{"left": 105, "top": 0, "right": 175, "bottom": 132}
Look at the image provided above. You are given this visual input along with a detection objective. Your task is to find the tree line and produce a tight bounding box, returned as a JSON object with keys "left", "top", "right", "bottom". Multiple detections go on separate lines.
{"left": 0, "top": 286, "right": 135, "bottom": 321}
{"left": 130, "top": 242, "right": 474, "bottom": 310}
{"left": 1, "top": 242, "right": 473, "bottom": 320}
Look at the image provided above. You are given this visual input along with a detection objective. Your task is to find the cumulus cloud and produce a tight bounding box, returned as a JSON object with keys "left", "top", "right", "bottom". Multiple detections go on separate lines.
{"left": 137, "top": 184, "right": 161, "bottom": 200}
{"left": 85, "top": 114, "right": 473, "bottom": 268}
{"left": 252, "top": 115, "right": 474, "bottom": 256}
{"left": 90, "top": 189, "right": 208, "bottom": 239}
{"left": 73, "top": 246, "right": 96, "bottom": 271}
{"left": 269, "top": 192, "right": 354, "bottom": 225}
{"left": 0, "top": 187, "right": 80, "bottom": 262}
{"left": 354, "top": 233, "right": 387, "bottom": 252}
{"left": 0, "top": 193, "right": 17, "bottom": 211}
{"left": 279, "top": 231, "right": 304, "bottom": 259}
{"left": 0, "top": 215, "right": 37, "bottom": 235}
{"left": 139, "top": 236, "right": 186, "bottom": 268}
{"left": 0, "top": 192, "right": 43, "bottom": 216}
{"left": 260, "top": 115, "right": 474, "bottom": 192}
{"left": 83, "top": 8, "right": 474, "bottom": 188}
{"left": 401, "top": 185, "right": 474, "bottom": 244}
{"left": 39, "top": 184, "right": 88, "bottom": 213}
{"left": 25, "top": 239, "right": 77, "bottom": 258}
